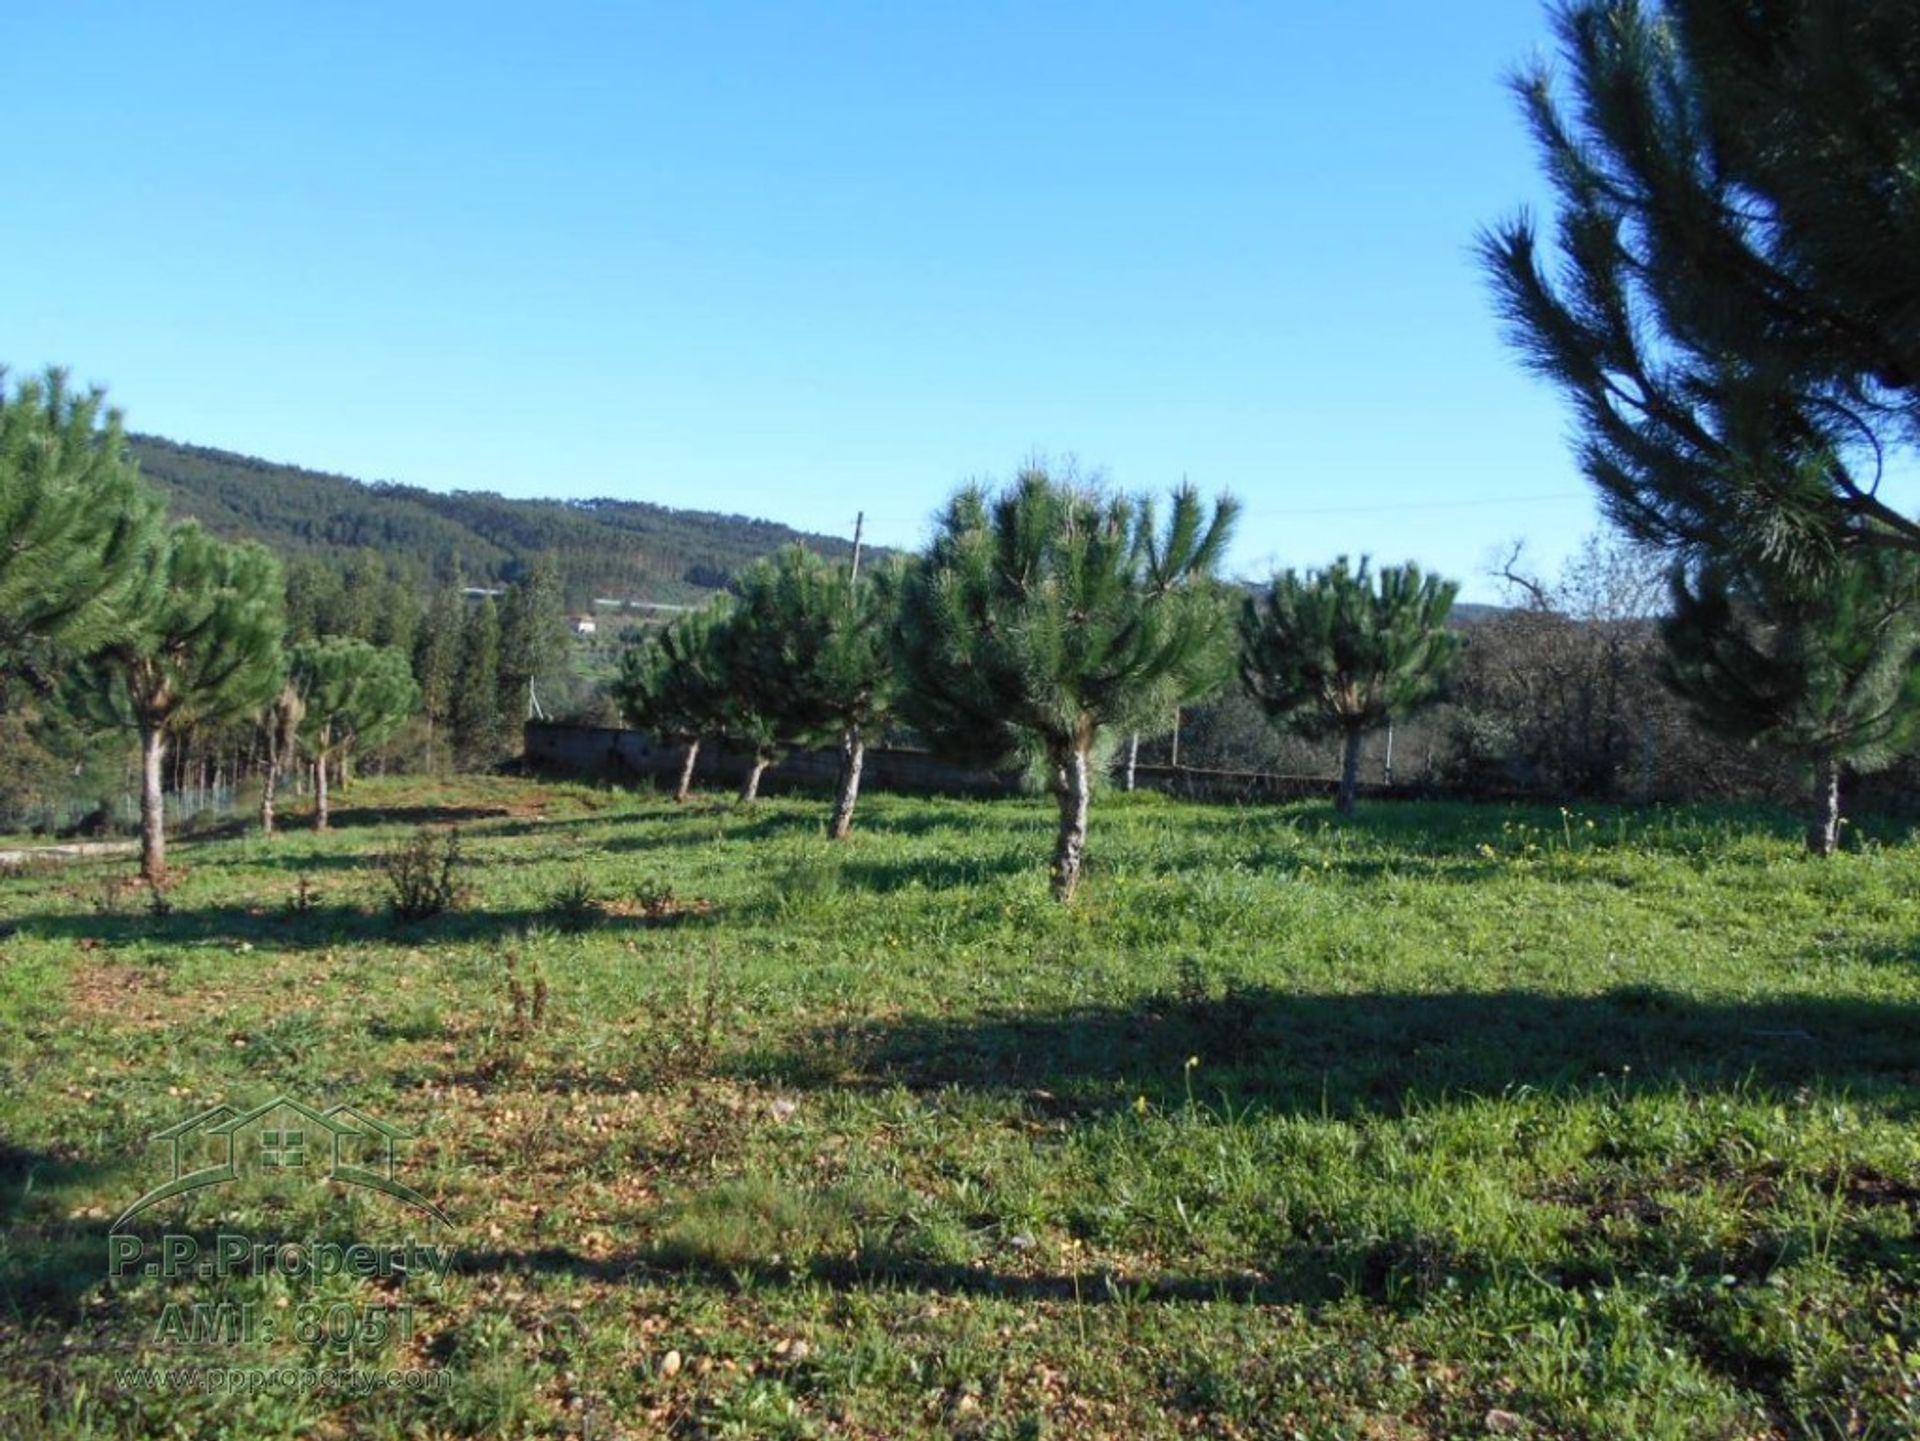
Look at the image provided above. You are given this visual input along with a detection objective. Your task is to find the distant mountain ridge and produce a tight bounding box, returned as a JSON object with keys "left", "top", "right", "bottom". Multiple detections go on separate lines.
{"left": 127, "top": 433, "right": 866, "bottom": 606}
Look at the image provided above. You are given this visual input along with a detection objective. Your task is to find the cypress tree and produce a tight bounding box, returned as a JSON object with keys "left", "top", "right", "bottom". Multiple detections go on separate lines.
{"left": 1660, "top": 555, "right": 1920, "bottom": 855}
{"left": 413, "top": 584, "right": 466, "bottom": 772}
{"left": 451, "top": 598, "right": 505, "bottom": 769}
{"left": 1239, "top": 557, "right": 1460, "bottom": 816}
{"left": 896, "top": 466, "right": 1238, "bottom": 901}
{"left": 498, "top": 552, "right": 567, "bottom": 729}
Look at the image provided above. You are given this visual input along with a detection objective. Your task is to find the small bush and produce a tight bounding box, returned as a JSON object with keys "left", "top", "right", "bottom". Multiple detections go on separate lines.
{"left": 381, "top": 827, "right": 464, "bottom": 922}
{"left": 285, "top": 872, "right": 321, "bottom": 917}
{"left": 635, "top": 949, "right": 736, "bottom": 1081}
{"left": 545, "top": 872, "right": 601, "bottom": 933}
{"left": 628, "top": 878, "right": 677, "bottom": 915}
{"left": 504, "top": 949, "right": 550, "bottom": 1036}
{"left": 91, "top": 874, "right": 136, "bottom": 916}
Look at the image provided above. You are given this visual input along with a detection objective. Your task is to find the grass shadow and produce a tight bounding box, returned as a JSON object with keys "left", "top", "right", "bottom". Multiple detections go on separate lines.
{"left": 755, "top": 985, "right": 1920, "bottom": 1119}
{"left": 11, "top": 899, "right": 723, "bottom": 953}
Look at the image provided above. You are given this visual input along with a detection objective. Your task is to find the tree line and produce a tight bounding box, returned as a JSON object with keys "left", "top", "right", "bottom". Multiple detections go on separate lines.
{"left": 0, "top": 374, "right": 578, "bottom": 877}
{"left": 610, "top": 0, "right": 1920, "bottom": 892}
{"left": 6, "top": 0, "right": 1917, "bottom": 893}
{"left": 612, "top": 466, "right": 1461, "bottom": 900}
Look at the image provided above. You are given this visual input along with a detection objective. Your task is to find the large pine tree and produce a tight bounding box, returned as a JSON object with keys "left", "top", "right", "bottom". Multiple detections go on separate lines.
{"left": 498, "top": 552, "right": 567, "bottom": 728}
{"left": 896, "top": 467, "right": 1237, "bottom": 901}
{"left": 0, "top": 369, "right": 162, "bottom": 685}
{"left": 413, "top": 584, "right": 466, "bottom": 772}
{"left": 1483, "top": 0, "right": 1920, "bottom": 574}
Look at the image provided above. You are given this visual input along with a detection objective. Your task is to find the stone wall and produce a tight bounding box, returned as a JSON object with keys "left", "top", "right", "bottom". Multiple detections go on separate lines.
{"left": 521, "top": 721, "right": 1379, "bottom": 804}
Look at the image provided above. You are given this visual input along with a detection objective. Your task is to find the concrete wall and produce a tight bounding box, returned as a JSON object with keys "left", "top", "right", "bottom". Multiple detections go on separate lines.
{"left": 522, "top": 721, "right": 1379, "bottom": 804}
{"left": 522, "top": 722, "right": 1020, "bottom": 797}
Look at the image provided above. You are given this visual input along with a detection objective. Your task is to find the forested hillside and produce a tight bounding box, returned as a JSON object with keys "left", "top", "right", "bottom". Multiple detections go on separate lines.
{"left": 128, "top": 434, "right": 865, "bottom": 605}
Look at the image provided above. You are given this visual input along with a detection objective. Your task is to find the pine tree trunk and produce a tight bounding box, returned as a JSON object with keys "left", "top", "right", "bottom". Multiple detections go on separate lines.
{"left": 739, "top": 755, "right": 769, "bottom": 804}
{"left": 313, "top": 754, "right": 331, "bottom": 832}
{"left": 674, "top": 739, "right": 701, "bottom": 802}
{"left": 1125, "top": 732, "right": 1139, "bottom": 792}
{"left": 1051, "top": 743, "right": 1092, "bottom": 903}
{"left": 260, "top": 758, "right": 279, "bottom": 839}
{"left": 139, "top": 725, "right": 167, "bottom": 881}
{"left": 1807, "top": 757, "right": 1842, "bottom": 857}
{"left": 829, "top": 727, "right": 865, "bottom": 840}
{"left": 1336, "top": 726, "right": 1364, "bottom": 817}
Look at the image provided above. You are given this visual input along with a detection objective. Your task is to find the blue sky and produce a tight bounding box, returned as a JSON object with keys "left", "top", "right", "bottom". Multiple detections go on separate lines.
{"left": 5, "top": 1, "right": 1599, "bottom": 600}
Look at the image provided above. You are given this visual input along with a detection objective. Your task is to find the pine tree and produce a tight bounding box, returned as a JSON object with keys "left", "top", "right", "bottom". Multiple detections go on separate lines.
{"left": 1483, "top": 0, "right": 1920, "bottom": 575}
{"left": 291, "top": 638, "right": 420, "bottom": 830}
{"left": 84, "top": 523, "right": 286, "bottom": 878}
{"left": 0, "top": 369, "right": 163, "bottom": 686}
{"left": 451, "top": 598, "right": 505, "bottom": 769}
{"left": 724, "top": 545, "right": 900, "bottom": 835}
{"left": 1660, "top": 555, "right": 1920, "bottom": 855}
{"left": 708, "top": 597, "right": 788, "bottom": 805}
{"left": 896, "top": 466, "right": 1238, "bottom": 901}
{"left": 612, "top": 606, "right": 731, "bottom": 802}
{"left": 257, "top": 679, "right": 304, "bottom": 839}
{"left": 1239, "top": 557, "right": 1460, "bottom": 816}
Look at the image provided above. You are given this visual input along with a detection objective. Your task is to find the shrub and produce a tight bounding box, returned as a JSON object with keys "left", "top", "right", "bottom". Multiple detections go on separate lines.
{"left": 504, "top": 949, "right": 549, "bottom": 1036}
{"left": 544, "top": 872, "right": 600, "bottom": 933}
{"left": 380, "top": 826, "right": 464, "bottom": 922}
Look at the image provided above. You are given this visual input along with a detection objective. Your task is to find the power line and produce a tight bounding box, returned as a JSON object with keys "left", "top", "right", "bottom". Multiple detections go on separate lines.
{"left": 851, "top": 491, "right": 1583, "bottom": 530}
{"left": 1239, "top": 492, "right": 1583, "bottom": 518}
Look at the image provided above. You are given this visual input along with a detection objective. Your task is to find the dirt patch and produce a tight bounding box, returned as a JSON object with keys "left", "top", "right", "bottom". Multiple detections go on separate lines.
{"left": 66, "top": 959, "right": 193, "bottom": 1031}
{"left": 504, "top": 787, "right": 556, "bottom": 819}
{"left": 601, "top": 894, "right": 715, "bottom": 926}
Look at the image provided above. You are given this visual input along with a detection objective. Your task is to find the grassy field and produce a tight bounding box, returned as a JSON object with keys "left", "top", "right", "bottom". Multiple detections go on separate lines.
{"left": 1, "top": 775, "right": 1916, "bottom": 1439}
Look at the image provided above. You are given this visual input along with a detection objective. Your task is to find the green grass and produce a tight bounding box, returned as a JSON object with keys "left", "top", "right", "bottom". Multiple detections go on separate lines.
{"left": 1, "top": 775, "right": 1916, "bottom": 1438}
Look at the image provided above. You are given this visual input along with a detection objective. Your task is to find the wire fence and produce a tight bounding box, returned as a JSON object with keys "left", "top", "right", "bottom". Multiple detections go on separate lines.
{"left": 0, "top": 783, "right": 243, "bottom": 839}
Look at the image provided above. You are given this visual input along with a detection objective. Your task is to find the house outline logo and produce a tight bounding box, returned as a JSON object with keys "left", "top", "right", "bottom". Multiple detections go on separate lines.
{"left": 113, "top": 1095, "right": 451, "bottom": 1231}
